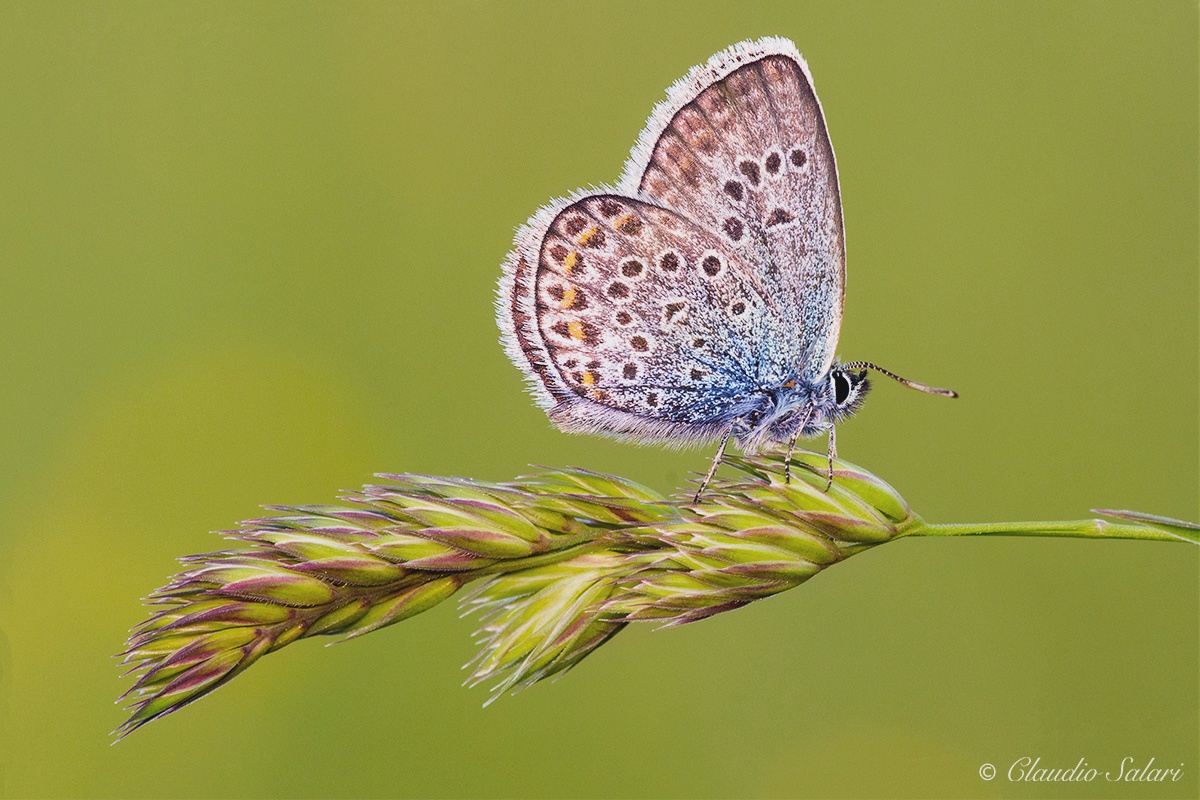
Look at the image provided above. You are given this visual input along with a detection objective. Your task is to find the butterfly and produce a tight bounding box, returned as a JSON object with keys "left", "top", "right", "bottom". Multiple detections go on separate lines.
{"left": 497, "top": 37, "right": 954, "bottom": 498}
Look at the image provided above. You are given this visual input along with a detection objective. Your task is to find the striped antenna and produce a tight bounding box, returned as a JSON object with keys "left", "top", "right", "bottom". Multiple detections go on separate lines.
{"left": 841, "top": 361, "right": 958, "bottom": 398}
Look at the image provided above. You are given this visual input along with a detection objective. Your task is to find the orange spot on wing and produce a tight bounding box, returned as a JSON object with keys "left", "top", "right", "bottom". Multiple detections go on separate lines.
{"left": 578, "top": 226, "right": 601, "bottom": 247}
{"left": 580, "top": 371, "right": 596, "bottom": 386}
{"left": 560, "top": 286, "right": 577, "bottom": 309}
{"left": 567, "top": 321, "right": 585, "bottom": 341}
{"left": 563, "top": 251, "right": 578, "bottom": 272}
{"left": 615, "top": 213, "right": 643, "bottom": 235}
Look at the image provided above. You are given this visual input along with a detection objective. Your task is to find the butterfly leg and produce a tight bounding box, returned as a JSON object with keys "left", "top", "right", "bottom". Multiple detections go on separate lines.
{"left": 783, "top": 406, "right": 814, "bottom": 485}
{"left": 693, "top": 430, "right": 733, "bottom": 503}
{"left": 784, "top": 431, "right": 799, "bottom": 484}
{"left": 824, "top": 424, "right": 838, "bottom": 492}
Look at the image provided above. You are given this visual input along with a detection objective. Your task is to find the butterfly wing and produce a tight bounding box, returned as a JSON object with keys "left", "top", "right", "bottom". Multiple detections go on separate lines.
{"left": 500, "top": 193, "right": 782, "bottom": 445}
{"left": 498, "top": 37, "right": 844, "bottom": 445}
{"left": 621, "top": 37, "right": 845, "bottom": 384}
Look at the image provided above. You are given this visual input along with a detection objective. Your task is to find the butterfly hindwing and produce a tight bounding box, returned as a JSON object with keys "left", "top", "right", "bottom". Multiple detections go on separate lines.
{"left": 531, "top": 195, "right": 791, "bottom": 438}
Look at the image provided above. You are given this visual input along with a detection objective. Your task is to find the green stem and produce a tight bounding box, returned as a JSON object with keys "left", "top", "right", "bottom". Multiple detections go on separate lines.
{"left": 902, "top": 518, "right": 1197, "bottom": 545}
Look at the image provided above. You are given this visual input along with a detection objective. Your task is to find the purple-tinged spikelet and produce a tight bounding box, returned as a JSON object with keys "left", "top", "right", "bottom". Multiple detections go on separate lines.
{"left": 117, "top": 450, "right": 1194, "bottom": 736}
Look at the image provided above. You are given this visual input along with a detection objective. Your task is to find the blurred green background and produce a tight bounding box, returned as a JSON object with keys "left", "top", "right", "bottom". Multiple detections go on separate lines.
{"left": 0, "top": 2, "right": 1195, "bottom": 798}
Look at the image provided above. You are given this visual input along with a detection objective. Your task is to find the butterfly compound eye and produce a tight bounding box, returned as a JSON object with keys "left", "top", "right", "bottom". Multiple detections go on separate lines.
{"left": 833, "top": 371, "right": 852, "bottom": 405}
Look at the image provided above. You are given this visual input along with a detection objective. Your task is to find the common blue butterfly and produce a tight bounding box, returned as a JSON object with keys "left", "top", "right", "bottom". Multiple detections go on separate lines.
{"left": 497, "top": 38, "right": 954, "bottom": 496}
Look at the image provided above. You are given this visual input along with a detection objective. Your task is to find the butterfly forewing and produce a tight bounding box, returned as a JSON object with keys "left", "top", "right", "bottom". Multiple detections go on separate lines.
{"left": 632, "top": 49, "right": 844, "bottom": 383}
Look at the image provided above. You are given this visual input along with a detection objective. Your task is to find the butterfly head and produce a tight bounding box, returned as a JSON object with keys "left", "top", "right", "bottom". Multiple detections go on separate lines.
{"left": 792, "top": 364, "right": 870, "bottom": 433}
{"left": 825, "top": 365, "right": 871, "bottom": 422}
{"left": 793, "top": 363, "right": 872, "bottom": 415}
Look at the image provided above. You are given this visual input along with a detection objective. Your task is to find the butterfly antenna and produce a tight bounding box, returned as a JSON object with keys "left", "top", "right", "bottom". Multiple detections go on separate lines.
{"left": 841, "top": 361, "right": 958, "bottom": 398}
